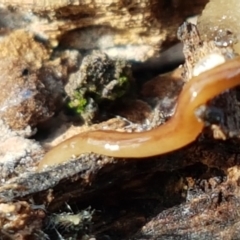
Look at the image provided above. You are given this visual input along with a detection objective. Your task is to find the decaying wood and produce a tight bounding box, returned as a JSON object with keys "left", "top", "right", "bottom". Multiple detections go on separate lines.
{"left": 0, "top": 0, "right": 78, "bottom": 10}
{"left": 1, "top": 138, "right": 240, "bottom": 239}
{"left": 0, "top": 0, "right": 208, "bottom": 61}
{"left": 3, "top": 1, "right": 240, "bottom": 239}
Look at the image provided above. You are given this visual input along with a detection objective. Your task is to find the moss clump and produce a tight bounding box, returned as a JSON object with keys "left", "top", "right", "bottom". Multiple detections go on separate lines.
{"left": 65, "top": 51, "right": 133, "bottom": 122}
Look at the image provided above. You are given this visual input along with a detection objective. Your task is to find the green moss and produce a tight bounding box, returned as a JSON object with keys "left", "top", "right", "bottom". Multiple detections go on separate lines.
{"left": 114, "top": 75, "right": 130, "bottom": 98}
{"left": 67, "top": 91, "right": 87, "bottom": 114}
{"left": 118, "top": 75, "right": 128, "bottom": 85}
